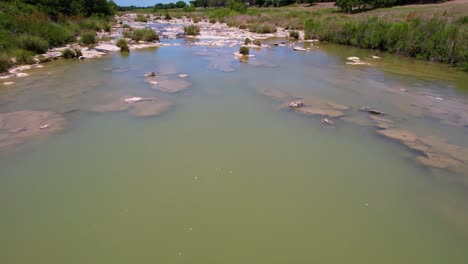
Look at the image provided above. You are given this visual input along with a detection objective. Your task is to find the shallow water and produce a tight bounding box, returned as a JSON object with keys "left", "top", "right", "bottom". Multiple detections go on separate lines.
{"left": 1, "top": 36, "right": 468, "bottom": 263}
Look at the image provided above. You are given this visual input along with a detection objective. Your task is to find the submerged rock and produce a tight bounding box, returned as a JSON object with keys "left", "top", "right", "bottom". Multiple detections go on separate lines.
{"left": 92, "top": 97, "right": 173, "bottom": 117}
{"left": 0, "top": 110, "right": 66, "bottom": 153}
{"left": 289, "top": 101, "right": 304, "bottom": 109}
{"left": 321, "top": 118, "right": 334, "bottom": 125}
{"left": 292, "top": 96, "right": 350, "bottom": 118}
{"left": 151, "top": 79, "right": 190, "bottom": 93}
{"left": 369, "top": 115, "right": 393, "bottom": 129}
{"left": 377, "top": 128, "right": 468, "bottom": 173}
{"left": 129, "top": 100, "right": 173, "bottom": 117}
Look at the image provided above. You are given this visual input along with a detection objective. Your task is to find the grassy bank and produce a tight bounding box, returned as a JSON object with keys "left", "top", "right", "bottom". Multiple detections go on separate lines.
{"left": 0, "top": 0, "right": 114, "bottom": 72}
{"left": 151, "top": 2, "right": 468, "bottom": 70}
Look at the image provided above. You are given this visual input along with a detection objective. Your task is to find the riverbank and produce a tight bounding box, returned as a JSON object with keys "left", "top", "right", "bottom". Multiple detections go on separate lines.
{"left": 0, "top": 0, "right": 115, "bottom": 73}
{"left": 150, "top": 1, "right": 468, "bottom": 70}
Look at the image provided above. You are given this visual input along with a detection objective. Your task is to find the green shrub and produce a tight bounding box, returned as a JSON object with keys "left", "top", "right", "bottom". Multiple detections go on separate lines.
{"left": 239, "top": 46, "right": 249, "bottom": 55}
{"left": 80, "top": 31, "right": 96, "bottom": 45}
{"left": 137, "top": 14, "right": 148, "bottom": 22}
{"left": 227, "top": 0, "right": 247, "bottom": 13}
{"left": 80, "top": 18, "right": 110, "bottom": 32}
{"left": 0, "top": 53, "right": 12, "bottom": 73}
{"left": 244, "top": 38, "right": 251, "bottom": 45}
{"left": 131, "top": 29, "right": 159, "bottom": 42}
{"left": 184, "top": 25, "right": 200, "bottom": 36}
{"left": 12, "top": 49, "right": 35, "bottom": 65}
{"left": 116, "top": 38, "right": 130, "bottom": 52}
{"left": 289, "top": 31, "right": 300, "bottom": 39}
{"left": 33, "top": 22, "right": 74, "bottom": 47}
{"left": 253, "top": 39, "right": 262, "bottom": 46}
{"left": 122, "top": 24, "right": 131, "bottom": 29}
{"left": 209, "top": 18, "right": 216, "bottom": 24}
{"left": 18, "top": 35, "right": 49, "bottom": 54}
{"left": 193, "top": 17, "right": 200, "bottom": 23}
{"left": 239, "top": 24, "right": 248, "bottom": 30}
{"left": 184, "top": 4, "right": 195, "bottom": 12}
{"left": 61, "top": 48, "right": 82, "bottom": 59}
{"left": 74, "top": 48, "right": 82, "bottom": 57}
{"left": 165, "top": 12, "right": 172, "bottom": 20}
{"left": 249, "top": 23, "right": 277, "bottom": 34}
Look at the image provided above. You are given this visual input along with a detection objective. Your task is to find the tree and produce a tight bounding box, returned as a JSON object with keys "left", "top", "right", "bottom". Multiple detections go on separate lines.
{"left": 176, "top": 0, "right": 187, "bottom": 8}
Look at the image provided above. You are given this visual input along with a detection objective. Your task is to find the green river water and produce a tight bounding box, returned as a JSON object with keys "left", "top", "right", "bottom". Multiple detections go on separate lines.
{"left": 1, "top": 38, "right": 468, "bottom": 263}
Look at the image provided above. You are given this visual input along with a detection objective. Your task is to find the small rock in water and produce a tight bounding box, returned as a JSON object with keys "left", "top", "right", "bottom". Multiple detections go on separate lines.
{"left": 289, "top": 101, "right": 304, "bottom": 109}
{"left": 435, "top": 97, "right": 443, "bottom": 100}
{"left": 124, "top": 97, "right": 143, "bottom": 103}
{"left": 399, "top": 88, "right": 407, "bottom": 92}
{"left": 321, "top": 118, "right": 334, "bottom": 125}
{"left": 39, "top": 124, "right": 51, "bottom": 129}
{"left": 16, "top": 73, "right": 29, "bottom": 77}
{"left": 293, "top": 46, "right": 307, "bottom": 51}
{"left": 179, "top": 74, "right": 188, "bottom": 78}
{"left": 346, "top": 56, "right": 360, "bottom": 61}
{"left": 360, "top": 106, "right": 382, "bottom": 115}
{"left": 3, "top": 82, "right": 14, "bottom": 85}
{"left": 371, "top": 55, "right": 381, "bottom": 59}
{"left": 144, "top": 72, "right": 156, "bottom": 77}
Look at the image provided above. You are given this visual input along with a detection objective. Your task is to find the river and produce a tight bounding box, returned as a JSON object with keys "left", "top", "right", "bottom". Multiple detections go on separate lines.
{"left": 1, "top": 29, "right": 468, "bottom": 263}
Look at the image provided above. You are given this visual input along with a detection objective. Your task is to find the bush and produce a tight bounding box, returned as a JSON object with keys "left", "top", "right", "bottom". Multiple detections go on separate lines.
{"left": 116, "top": 38, "right": 130, "bottom": 52}
{"left": 249, "top": 23, "right": 277, "bottom": 34}
{"left": 131, "top": 29, "right": 159, "bottom": 42}
{"left": 244, "top": 38, "right": 251, "bottom": 45}
{"left": 193, "top": 17, "right": 200, "bottom": 23}
{"left": 184, "top": 4, "right": 196, "bottom": 12}
{"left": 239, "top": 46, "right": 249, "bottom": 55}
{"left": 137, "top": 14, "right": 148, "bottom": 22}
{"left": 165, "top": 12, "right": 172, "bottom": 20}
{"left": 122, "top": 24, "right": 131, "bottom": 29}
{"left": 239, "top": 24, "right": 248, "bottom": 30}
{"left": 30, "top": 22, "right": 74, "bottom": 47}
{"left": 0, "top": 53, "right": 12, "bottom": 73}
{"left": 289, "top": 31, "right": 300, "bottom": 39}
{"left": 80, "top": 31, "right": 96, "bottom": 45}
{"left": 209, "top": 18, "right": 216, "bottom": 24}
{"left": 253, "top": 39, "right": 262, "bottom": 46}
{"left": 12, "top": 49, "right": 35, "bottom": 65}
{"left": 227, "top": 0, "right": 247, "bottom": 13}
{"left": 184, "top": 25, "right": 200, "bottom": 36}
{"left": 61, "top": 48, "right": 82, "bottom": 59}
{"left": 17, "top": 35, "right": 49, "bottom": 54}
{"left": 80, "top": 18, "right": 110, "bottom": 32}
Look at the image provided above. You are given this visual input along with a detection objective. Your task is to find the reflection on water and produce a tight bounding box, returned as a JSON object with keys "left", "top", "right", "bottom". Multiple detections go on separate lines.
{"left": 1, "top": 37, "right": 468, "bottom": 263}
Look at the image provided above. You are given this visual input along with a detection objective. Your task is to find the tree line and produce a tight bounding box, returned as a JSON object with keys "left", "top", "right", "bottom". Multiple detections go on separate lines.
{"left": 150, "top": 0, "right": 441, "bottom": 11}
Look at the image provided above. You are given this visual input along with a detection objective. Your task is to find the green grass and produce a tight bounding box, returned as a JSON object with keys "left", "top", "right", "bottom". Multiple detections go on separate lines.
{"left": 116, "top": 38, "right": 130, "bottom": 52}
{"left": 127, "top": 28, "right": 159, "bottom": 42}
{"left": 80, "top": 31, "right": 97, "bottom": 45}
{"left": 184, "top": 25, "right": 200, "bottom": 36}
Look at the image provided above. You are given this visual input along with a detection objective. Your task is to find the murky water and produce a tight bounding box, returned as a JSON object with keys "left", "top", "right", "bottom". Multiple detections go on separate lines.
{"left": 1, "top": 36, "right": 468, "bottom": 263}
